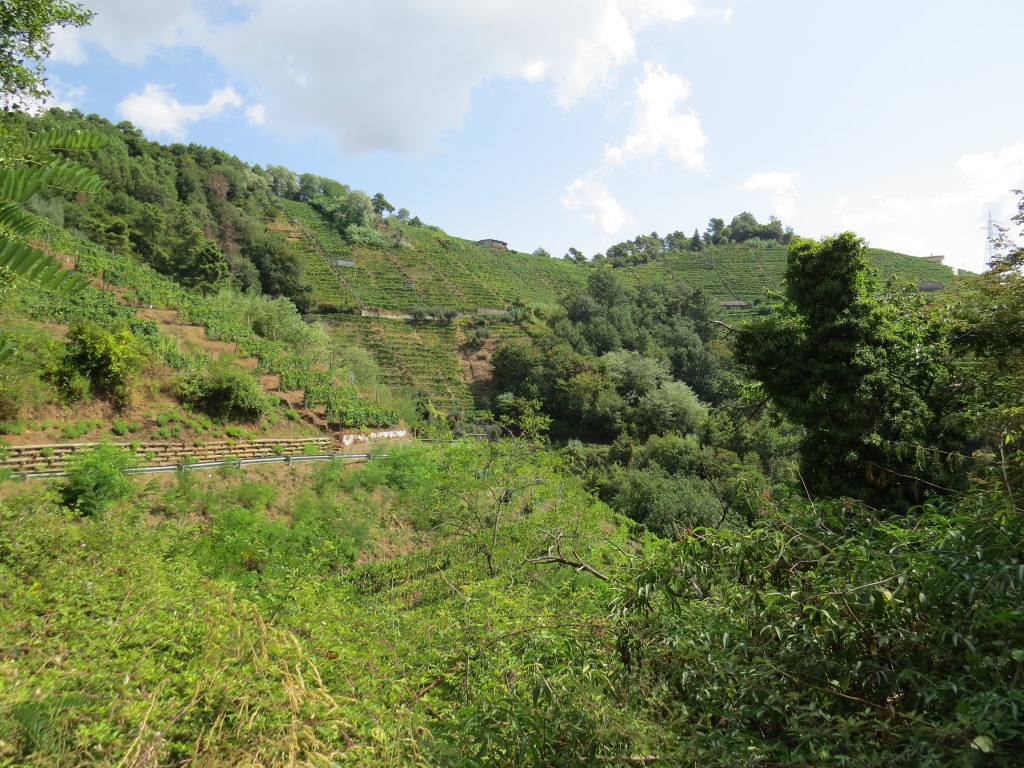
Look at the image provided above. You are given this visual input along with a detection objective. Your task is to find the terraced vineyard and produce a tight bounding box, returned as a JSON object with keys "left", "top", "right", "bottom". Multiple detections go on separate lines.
{"left": 270, "top": 209, "right": 360, "bottom": 313}
{"left": 327, "top": 316, "right": 475, "bottom": 413}
{"left": 281, "top": 202, "right": 955, "bottom": 323}
{"left": 623, "top": 242, "right": 955, "bottom": 308}
{"left": 397, "top": 228, "right": 588, "bottom": 312}
{"left": 865, "top": 248, "right": 954, "bottom": 284}
{"left": 280, "top": 200, "right": 587, "bottom": 313}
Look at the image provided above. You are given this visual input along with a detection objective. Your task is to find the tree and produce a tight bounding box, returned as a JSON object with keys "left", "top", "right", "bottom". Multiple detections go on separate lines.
{"left": 413, "top": 439, "right": 563, "bottom": 576}
{"left": 947, "top": 190, "right": 1024, "bottom": 484}
{"left": 164, "top": 210, "right": 229, "bottom": 295}
{"left": 371, "top": 192, "right": 394, "bottom": 217}
{"left": 689, "top": 228, "right": 703, "bottom": 251}
{"left": 0, "top": 0, "right": 92, "bottom": 110}
{"left": 704, "top": 217, "right": 725, "bottom": 246}
{"left": 564, "top": 247, "right": 586, "bottom": 263}
{"left": 174, "top": 356, "right": 269, "bottom": 422}
{"left": 60, "top": 442, "right": 137, "bottom": 517}
{"left": 734, "top": 232, "right": 969, "bottom": 504}
{"left": 59, "top": 319, "right": 145, "bottom": 406}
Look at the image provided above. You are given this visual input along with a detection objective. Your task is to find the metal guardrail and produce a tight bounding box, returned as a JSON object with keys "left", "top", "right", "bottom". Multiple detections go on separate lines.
{"left": 16, "top": 452, "right": 389, "bottom": 480}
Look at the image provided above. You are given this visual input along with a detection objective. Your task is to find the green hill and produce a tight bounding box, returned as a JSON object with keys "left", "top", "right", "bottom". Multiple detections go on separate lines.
{"left": 0, "top": 108, "right": 956, "bottom": 416}
{"left": 278, "top": 200, "right": 954, "bottom": 318}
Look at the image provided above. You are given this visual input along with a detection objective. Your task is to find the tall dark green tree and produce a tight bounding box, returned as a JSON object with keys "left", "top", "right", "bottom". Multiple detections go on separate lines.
{"left": 734, "top": 232, "right": 968, "bottom": 504}
{"left": 371, "top": 192, "right": 394, "bottom": 217}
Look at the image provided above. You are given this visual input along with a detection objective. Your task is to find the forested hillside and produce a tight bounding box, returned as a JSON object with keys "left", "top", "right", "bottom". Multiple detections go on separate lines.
{"left": 1, "top": 11, "right": 1022, "bottom": 766}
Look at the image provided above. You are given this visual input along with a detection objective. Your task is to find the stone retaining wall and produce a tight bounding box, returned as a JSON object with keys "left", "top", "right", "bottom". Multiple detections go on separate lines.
{"left": 1, "top": 437, "right": 332, "bottom": 473}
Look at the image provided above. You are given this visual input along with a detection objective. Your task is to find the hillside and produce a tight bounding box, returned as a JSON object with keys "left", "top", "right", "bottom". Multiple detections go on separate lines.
{"left": 279, "top": 198, "right": 953, "bottom": 317}
{"left": 0, "top": 109, "right": 956, "bottom": 419}
{"left": 2, "top": 99, "right": 1020, "bottom": 768}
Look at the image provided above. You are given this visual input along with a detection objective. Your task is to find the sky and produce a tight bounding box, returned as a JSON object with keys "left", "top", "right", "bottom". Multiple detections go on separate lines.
{"left": 43, "top": 0, "right": 1024, "bottom": 274}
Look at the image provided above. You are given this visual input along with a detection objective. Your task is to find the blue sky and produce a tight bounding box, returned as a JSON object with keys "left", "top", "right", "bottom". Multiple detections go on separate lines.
{"left": 45, "top": 0, "right": 1024, "bottom": 273}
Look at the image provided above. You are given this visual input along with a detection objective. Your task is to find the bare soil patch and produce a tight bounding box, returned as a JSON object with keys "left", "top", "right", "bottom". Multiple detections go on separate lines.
{"left": 455, "top": 332, "right": 499, "bottom": 403}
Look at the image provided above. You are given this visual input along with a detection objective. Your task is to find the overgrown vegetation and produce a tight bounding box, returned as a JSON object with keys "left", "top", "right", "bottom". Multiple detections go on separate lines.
{"left": 0, "top": 8, "right": 1021, "bottom": 765}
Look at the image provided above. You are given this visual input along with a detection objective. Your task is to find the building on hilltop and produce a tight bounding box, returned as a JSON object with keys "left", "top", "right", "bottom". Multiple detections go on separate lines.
{"left": 477, "top": 238, "right": 508, "bottom": 251}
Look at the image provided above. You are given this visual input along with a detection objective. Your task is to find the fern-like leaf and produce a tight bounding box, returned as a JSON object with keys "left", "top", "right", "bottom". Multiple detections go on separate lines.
{"left": 0, "top": 238, "right": 87, "bottom": 292}
{"left": 16, "top": 128, "right": 108, "bottom": 157}
{"left": 0, "top": 200, "right": 39, "bottom": 239}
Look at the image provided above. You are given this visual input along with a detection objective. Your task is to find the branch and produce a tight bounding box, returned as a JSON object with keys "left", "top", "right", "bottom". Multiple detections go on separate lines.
{"left": 525, "top": 553, "right": 609, "bottom": 582}
{"left": 524, "top": 530, "right": 609, "bottom": 581}
{"left": 710, "top": 319, "right": 738, "bottom": 334}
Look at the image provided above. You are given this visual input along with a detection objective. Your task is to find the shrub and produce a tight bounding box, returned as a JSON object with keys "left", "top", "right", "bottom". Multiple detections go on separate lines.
{"left": 111, "top": 419, "right": 139, "bottom": 436}
{"left": 175, "top": 356, "right": 269, "bottom": 422}
{"left": 57, "top": 320, "right": 145, "bottom": 407}
{"left": 467, "top": 326, "right": 490, "bottom": 346}
{"left": 61, "top": 420, "right": 100, "bottom": 440}
{"left": 60, "top": 443, "right": 137, "bottom": 517}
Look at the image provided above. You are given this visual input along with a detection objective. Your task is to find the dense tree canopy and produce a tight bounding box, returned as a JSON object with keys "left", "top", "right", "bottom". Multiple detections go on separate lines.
{"left": 735, "top": 232, "right": 969, "bottom": 504}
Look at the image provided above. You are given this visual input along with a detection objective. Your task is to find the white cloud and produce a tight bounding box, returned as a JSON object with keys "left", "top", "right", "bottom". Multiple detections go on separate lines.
{"left": 118, "top": 85, "right": 245, "bottom": 139}
{"left": 17, "top": 77, "right": 89, "bottom": 114}
{"left": 604, "top": 62, "right": 706, "bottom": 170}
{"left": 561, "top": 176, "right": 633, "bottom": 235}
{"left": 550, "top": 4, "right": 635, "bottom": 108}
{"left": 56, "top": 0, "right": 697, "bottom": 153}
{"left": 246, "top": 104, "right": 266, "bottom": 125}
{"left": 742, "top": 170, "right": 801, "bottom": 218}
{"left": 620, "top": 0, "right": 695, "bottom": 27}
{"left": 51, "top": 0, "right": 203, "bottom": 65}
{"left": 955, "top": 143, "right": 1024, "bottom": 204}
{"left": 830, "top": 143, "right": 1024, "bottom": 273}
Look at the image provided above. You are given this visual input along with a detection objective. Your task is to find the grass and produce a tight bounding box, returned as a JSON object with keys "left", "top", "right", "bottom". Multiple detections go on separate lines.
{"left": 60, "top": 419, "right": 103, "bottom": 440}
{"left": 0, "top": 444, "right": 627, "bottom": 766}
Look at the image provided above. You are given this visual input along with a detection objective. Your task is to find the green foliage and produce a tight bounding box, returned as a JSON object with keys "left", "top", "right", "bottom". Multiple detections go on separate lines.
{"left": 0, "top": 0, "right": 93, "bottom": 109}
{"left": 612, "top": 466, "right": 721, "bottom": 536}
{"left": 0, "top": 319, "right": 62, "bottom": 417}
{"left": 0, "top": 493, "right": 352, "bottom": 766}
{"left": 735, "top": 233, "right": 969, "bottom": 505}
{"left": 0, "top": 126, "right": 105, "bottom": 324}
{"left": 304, "top": 382, "right": 399, "bottom": 429}
{"left": 191, "top": 495, "right": 367, "bottom": 587}
{"left": 174, "top": 355, "right": 269, "bottom": 422}
{"left": 59, "top": 442, "right": 137, "bottom": 517}
{"left": 60, "top": 418, "right": 101, "bottom": 439}
{"left": 110, "top": 418, "right": 139, "bottom": 436}
{"left": 612, "top": 489, "right": 1024, "bottom": 765}
{"left": 345, "top": 223, "right": 389, "bottom": 248}
{"left": 946, "top": 190, "right": 1024, "bottom": 465}
{"left": 56, "top": 319, "right": 145, "bottom": 406}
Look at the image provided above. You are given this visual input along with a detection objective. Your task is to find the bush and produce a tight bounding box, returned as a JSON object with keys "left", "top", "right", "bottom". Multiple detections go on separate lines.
{"left": 57, "top": 320, "right": 145, "bottom": 407}
{"left": 60, "top": 443, "right": 137, "bottom": 517}
{"left": 175, "top": 356, "right": 269, "bottom": 422}
{"left": 612, "top": 467, "right": 720, "bottom": 536}
{"left": 344, "top": 223, "right": 388, "bottom": 248}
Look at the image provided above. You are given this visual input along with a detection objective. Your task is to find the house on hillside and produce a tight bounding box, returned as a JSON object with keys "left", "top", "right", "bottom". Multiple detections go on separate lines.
{"left": 720, "top": 300, "right": 749, "bottom": 310}
{"left": 477, "top": 238, "right": 508, "bottom": 251}
{"left": 918, "top": 280, "right": 945, "bottom": 292}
